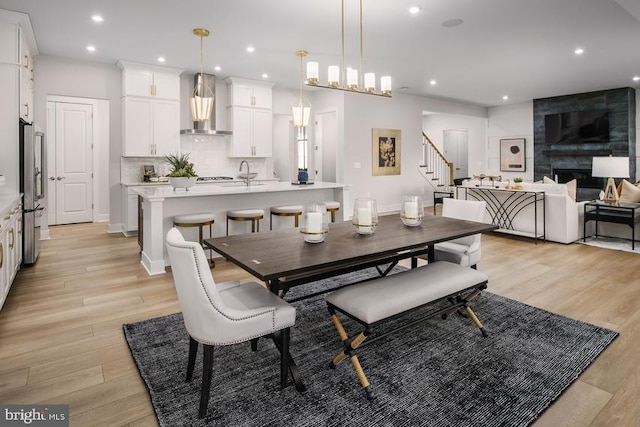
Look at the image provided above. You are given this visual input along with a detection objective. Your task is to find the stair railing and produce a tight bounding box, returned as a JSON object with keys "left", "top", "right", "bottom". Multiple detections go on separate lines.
{"left": 421, "top": 132, "right": 454, "bottom": 188}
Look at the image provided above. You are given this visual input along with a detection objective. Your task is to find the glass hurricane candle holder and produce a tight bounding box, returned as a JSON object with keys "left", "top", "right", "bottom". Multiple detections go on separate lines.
{"left": 300, "top": 203, "right": 329, "bottom": 243}
{"left": 352, "top": 198, "right": 378, "bottom": 235}
{"left": 400, "top": 195, "right": 424, "bottom": 226}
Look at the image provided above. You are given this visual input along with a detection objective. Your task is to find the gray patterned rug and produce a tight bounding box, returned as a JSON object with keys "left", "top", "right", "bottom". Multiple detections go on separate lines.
{"left": 123, "top": 266, "right": 617, "bottom": 426}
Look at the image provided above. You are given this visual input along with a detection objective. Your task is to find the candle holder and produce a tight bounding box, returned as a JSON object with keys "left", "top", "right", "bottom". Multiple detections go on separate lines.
{"left": 300, "top": 203, "right": 329, "bottom": 243}
{"left": 400, "top": 195, "right": 424, "bottom": 226}
{"left": 352, "top": 198, "right": 378, "bottom": 235}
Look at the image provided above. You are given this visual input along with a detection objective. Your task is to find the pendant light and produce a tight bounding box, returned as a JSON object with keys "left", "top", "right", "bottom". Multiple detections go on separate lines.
{"left": 190, "top": 28, "right": 214, "bottom": 122}
{"left": 292, "top": 50, "right": 312, "bottom": 127}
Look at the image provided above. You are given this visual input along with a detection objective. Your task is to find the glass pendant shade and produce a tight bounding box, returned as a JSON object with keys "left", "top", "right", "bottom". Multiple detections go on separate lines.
{"left": 306, "top": 61, "right": 319, "bottom": 84}
{"left": 190, "top": 94, "right": 214, "bottom": 122}
{"left": 292, "top": 106, "right": 311, "bottom": 127}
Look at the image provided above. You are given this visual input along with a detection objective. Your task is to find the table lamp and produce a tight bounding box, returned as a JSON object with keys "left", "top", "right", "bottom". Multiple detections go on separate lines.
{"left": 592, "top": 156, "right": 629, "bottom": 204}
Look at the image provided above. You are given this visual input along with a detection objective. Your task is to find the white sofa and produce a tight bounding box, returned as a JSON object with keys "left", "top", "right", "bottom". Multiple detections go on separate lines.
{"left": 459, "top": 181, "right": 588, "bottom": 244}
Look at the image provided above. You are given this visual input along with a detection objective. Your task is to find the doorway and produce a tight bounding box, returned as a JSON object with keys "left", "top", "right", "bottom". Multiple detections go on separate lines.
{"left": 443, "top": 129, "right": 469, "bottom": 180}
{"left": 46, "top": 100, "right": 94, "bottom": 225}
{"left": 314, "top": 110, "right": 338, "bottom": 183}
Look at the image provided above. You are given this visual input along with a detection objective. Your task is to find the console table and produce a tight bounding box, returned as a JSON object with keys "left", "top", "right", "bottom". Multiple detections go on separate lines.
{"left": 583, "top": 201, "right": 640, "bottom": 250}
{"left": 433, "top": 189, "right": 454, "bottom": 214}
{"left": 459, "top": 186, "right": 546, "bottom": 243}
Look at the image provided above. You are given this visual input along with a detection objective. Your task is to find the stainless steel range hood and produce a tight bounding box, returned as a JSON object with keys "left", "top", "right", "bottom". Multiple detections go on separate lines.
{"left": 180, "top": 73, "right": 232, "bottom": 135}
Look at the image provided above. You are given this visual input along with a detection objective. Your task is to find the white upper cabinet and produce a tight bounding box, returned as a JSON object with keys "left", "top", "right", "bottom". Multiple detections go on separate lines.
{"left": 19, "top": 27, "right": 34, "bottom": 122}
{"left": 118, "top": 61, "right": 181, "bottom": 100}
{"left": 225, "top": 77, "right": 274, "bottom": 158}
{"left": 118, "top": 61, "right": 182, "bottom": 156}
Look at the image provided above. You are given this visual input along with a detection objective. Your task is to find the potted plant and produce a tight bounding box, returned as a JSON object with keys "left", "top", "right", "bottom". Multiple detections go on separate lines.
{"left": 164, "top": 153, "right": 197, "bottom": 191}
{"left": 513, "top": 177, "right": 524, "bottom": 189}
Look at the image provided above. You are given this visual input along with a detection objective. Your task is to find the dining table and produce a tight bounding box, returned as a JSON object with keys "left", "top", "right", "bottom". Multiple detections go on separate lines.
{"left": 204, "top": 212, "right": 497, "bottom": 391}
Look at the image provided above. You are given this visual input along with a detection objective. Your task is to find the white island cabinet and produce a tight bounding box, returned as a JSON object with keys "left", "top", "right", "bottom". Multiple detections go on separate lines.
{"left": 0, "top": 193, "right": 23, "bottom": 311}
{"left": 132, "top": 182, "right": 347, "bottom": 275}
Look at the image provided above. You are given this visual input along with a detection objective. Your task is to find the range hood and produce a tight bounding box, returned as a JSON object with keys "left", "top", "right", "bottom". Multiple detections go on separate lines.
{"left": 180, "top": 73, "right": 232, "bottom": 135}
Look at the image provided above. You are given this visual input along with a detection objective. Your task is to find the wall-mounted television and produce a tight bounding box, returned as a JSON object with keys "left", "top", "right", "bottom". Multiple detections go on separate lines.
{"left": 544, "top": 110, "right": 609, "bottom": 144}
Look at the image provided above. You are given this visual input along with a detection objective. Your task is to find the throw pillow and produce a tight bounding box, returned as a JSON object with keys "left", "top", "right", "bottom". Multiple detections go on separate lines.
{"left": 565, "top": 179, "right": 577, "bottom": 201}
{"left": 543, "top": 176, "right": 556, "bottom": 184}
{"left": 619, "top": 179, "right": 640, "bottom": 203}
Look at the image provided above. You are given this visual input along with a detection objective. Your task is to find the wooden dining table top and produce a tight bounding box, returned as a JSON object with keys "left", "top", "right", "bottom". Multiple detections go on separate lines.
{"left": 204, "top": 213, "right": 497, "bottom": 289}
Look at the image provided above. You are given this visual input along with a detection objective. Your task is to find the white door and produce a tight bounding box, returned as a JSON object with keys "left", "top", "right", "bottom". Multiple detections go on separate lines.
{"left": 314, "top": 111, "right": 338, "bottom": 183}
{"left": 443, "top": 129, "right": 469, "bottom": 180}
{"left": 51, "top": 102, "right": 93, "bottom": 224}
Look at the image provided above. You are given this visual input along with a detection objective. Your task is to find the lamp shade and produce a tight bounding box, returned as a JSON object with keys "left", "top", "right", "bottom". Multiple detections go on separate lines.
{"left": 592, "top": 156, "right": 630, "bottom": 178}
{"left": 291, "top": 106, "right": 311, "bottom": 127}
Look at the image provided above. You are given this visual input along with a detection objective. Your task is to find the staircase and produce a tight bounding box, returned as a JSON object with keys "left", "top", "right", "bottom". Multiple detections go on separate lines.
{"left": 418, "top": 132, "right": 454, "bottom": 192}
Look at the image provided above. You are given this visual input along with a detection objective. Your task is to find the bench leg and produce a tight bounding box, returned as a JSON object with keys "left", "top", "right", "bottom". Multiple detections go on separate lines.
{"left": 329, "top": 312, "right": 375, "bottom": 400}
{"left": 465, "top": 306, "right": 488, "bottom": 337}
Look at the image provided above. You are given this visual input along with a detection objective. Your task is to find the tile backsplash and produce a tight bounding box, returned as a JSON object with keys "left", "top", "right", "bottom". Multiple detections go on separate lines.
{"left": 120, "top": 135, "right": 275, "bottom": 183}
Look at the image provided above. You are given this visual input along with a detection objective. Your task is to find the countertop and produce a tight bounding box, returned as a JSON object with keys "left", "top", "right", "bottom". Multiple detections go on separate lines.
{"left": 0, "top": 192, "right": 22, "bottom": 216}
{"left": 121, "top": 178, "right": 280, "bottom": 187}
{"left": 132, "top": 181, "right": 345, "bottom": 201}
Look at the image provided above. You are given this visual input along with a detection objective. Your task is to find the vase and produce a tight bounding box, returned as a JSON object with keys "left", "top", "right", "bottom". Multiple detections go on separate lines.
{"left": 400, "top": 195, "right": 424, "bottom": 226}
{"left": 300, "top": 203, "right": 329, "bottom": 243}
{"left": 297, "top": 169, "right": 309, "bottom": 183}
{"left": 169, "top": 177, "right": 197, "bottom": 191}
{"left": 352, "top": 198, "right": 378, "bottom": 235}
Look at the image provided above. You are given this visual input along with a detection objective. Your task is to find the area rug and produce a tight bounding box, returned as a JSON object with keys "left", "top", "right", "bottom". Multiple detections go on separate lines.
{"left": 579, "top": 236, "right": 640, "bottom": 254}
{"left": 124, "top": 267, "right": 618, "bottom": 427}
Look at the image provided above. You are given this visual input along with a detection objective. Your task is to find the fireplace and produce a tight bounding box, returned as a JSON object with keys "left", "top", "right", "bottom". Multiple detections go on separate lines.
{"left": 552, "top": 168, "right": 602, "bottom": 201}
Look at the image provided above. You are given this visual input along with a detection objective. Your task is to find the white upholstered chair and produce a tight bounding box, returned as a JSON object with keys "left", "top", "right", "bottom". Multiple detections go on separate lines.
{"left": 165, "top": 228, "right": 296, "bottom": 419}
{"left": 434, "top": 198, "right": 487, "bottom": 269}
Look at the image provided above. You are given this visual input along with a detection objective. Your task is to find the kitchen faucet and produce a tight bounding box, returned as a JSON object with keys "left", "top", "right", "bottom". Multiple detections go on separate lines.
{"left": 239, "top": 160, "right": 250, "bottom": 187}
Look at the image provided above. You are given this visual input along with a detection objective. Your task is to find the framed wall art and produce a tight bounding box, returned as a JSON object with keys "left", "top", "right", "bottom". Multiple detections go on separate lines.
{"left": 500, "top": 138, "right": 526, "bottom": 172}
{"left": 372, "top": 128, "right": 401, "bottom": 176}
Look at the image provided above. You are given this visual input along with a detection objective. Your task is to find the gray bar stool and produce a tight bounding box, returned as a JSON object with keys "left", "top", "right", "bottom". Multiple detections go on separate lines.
{"left": 226, "top": 208, "right": 265, "bottom": 235}
{"left": 270, "top": 205, "right": 303, "bottom": 230}
{"left": 325, "top": 201, "right": 341, "bottom": 223}
{"left": 173, "top": 212, "right": 216, "bottom": 268}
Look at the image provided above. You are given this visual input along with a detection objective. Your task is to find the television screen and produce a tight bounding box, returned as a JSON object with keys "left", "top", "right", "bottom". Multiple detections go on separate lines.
{"left": 544, "top": 110, "right": 609, "bottom": 144}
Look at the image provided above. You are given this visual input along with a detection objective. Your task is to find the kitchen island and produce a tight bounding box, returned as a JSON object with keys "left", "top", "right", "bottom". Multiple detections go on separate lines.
{"left": 132, "top": 181, "right": 347, "bottom": 275}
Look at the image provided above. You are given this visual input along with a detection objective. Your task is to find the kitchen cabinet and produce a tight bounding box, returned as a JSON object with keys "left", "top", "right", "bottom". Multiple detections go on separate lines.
{"left": 122, "top": 97, "right": 179, "bottom": 156}
{"left": 0, "top": 196, "right": 22, "bottom": 311}
{"left": 118, "top": 61, "right": 182, "bottom": 157}
{"left": 0, "top": 10, "right": 37, "bottom": 194}
{"left": 225, "top": 77, "right": 274, "bottom": 158}
{"left": 118, "top": 61, "right": 181, "bottom": 100}
{"left": 121, "top": 185, "right": 140, "bottom": 236}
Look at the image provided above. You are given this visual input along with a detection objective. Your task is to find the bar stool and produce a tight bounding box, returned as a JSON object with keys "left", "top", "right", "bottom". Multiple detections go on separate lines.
{"left": 325, "top": 201, "right": 341, "bottom": 223}
{"left": 226, "top": 208, "right": 265, "bottom": 235}
{"left": 270, "top": 205, "right": 304, "bottom": 230}
{"left": 173, "top": 213, "right": 216, "bottom": 268}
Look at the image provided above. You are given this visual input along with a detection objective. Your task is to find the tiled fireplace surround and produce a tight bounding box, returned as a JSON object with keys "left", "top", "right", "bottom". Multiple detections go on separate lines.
{"left": 533, "top": 87, "right": 636, "bottom": 201}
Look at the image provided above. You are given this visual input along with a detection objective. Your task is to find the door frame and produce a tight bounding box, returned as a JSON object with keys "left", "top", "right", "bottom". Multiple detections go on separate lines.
{"left": 45, "top": 95, "right": 110, "bottom": 230}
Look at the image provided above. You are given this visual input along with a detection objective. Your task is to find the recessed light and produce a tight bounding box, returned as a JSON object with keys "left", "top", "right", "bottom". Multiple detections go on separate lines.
{"left": 502, "top": 95, "right": 509, "bottom": 100}
{"left": 408, "top": 6, "right": 422, "bottom": 14}
{"left": 157, "top": 57, "right": 166, "bottom": 63}
{"left": 246, "top": 46, "right": 255, "bottom": 53}
{"left": 262, "top": 73, "right": 269, "bottom": 79}
{"left": 214, "top": 66, "right": 221, "bottom": 72}
{"left": 86, "top": 45, "right": 96, "bottom": 52}
{"left": 429, "top": 80, "right": 437, "bottom": 85}
{"left": 633, "top": 76, "right": 640, "bottom": 82}
{"left": 574, "top": 48, "right": 584, "bottom": 55}
{"left": 442, "top": 18, "right": 464, "bottom": 28}
{"left": 91, "top": 15, "right": 103, "bottom": 23}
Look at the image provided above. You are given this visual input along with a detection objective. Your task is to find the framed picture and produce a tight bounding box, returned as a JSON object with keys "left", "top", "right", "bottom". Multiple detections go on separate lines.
{"left": 500, "top": 138, "right": 526, "bottom": 172}
{"left": 372, "top": 128, "right": 401, "bottom": 176}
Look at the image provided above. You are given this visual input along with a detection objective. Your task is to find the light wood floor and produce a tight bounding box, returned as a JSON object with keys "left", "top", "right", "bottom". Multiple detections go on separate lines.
{"left": 0, "top": 222, "right": 638, "bottom": 427}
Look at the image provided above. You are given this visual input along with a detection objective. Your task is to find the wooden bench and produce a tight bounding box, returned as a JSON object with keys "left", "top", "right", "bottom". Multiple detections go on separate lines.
{"left": 326, "top": 261, "right": 489, "bottom": 400}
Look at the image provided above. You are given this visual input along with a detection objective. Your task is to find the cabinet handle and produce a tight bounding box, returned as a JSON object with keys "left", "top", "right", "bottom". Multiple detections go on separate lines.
{"left": 17, "top": 218, "right": 21, "bottom": 235}
{"left": 0, "top": 242, "right": 3, "bottom": 269}
{"left": 56, "top": 176, "right": 65, "bottom": 180}
{"left": 24, "top": 103, "right": 29, "bottom": 117}
{"left": 24, "top": 54, "right": 29, "bottom": 69}
{"left": 9, "top": 229, "right": 14, "bottom": 249}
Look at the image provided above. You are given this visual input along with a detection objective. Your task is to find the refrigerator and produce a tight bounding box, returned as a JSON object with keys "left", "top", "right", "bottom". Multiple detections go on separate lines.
{"left": 19, "top": 118, "right": 46, "bottom": 265}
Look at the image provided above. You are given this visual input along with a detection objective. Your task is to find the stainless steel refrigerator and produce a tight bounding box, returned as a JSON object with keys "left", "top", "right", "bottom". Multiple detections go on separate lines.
{"left": 19, "top": 118, "right": 46, "bottom": 265}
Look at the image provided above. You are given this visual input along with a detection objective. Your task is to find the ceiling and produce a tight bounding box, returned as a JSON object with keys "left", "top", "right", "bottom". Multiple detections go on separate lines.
{"left": 1, "top": 0, "right": 639, "bottom": 107}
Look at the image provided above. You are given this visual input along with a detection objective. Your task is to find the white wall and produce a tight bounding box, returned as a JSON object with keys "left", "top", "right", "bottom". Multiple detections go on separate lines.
{"left": 422, "top": 114, "right": 488, "bottom": 177}
{"left": 486, "top": 101, "right": 534, "bottom": 181}
{"left": 33, "top": 54, "right": 121, "bottom": 227}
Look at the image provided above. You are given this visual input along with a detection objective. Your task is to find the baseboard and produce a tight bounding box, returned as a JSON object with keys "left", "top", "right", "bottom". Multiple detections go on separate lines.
{"left": 107, "top": 223, "right": 123, "bottom": 234}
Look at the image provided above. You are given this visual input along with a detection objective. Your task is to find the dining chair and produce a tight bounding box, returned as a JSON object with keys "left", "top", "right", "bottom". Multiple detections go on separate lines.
{"left": 434, "top": 198, "right": 487, "bottom": 269}
{"left": 165, "top": 228, "right": 296, "bottom": 419}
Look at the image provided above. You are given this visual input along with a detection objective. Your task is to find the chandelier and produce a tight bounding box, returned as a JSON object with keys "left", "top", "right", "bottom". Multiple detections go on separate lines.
{"left": 190, "top": 28, "right": 214, "bottom": 122}
{"left": 292, "top": 50, "right": 312, "bottom": 127}
{"left": 305, "top": 0, "right": 391, "bottom": 97}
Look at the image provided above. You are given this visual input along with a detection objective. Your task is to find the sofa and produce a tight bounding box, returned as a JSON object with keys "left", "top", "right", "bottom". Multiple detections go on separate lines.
{"left": 459, "top": 180, "right": 588, "bottom": 244}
